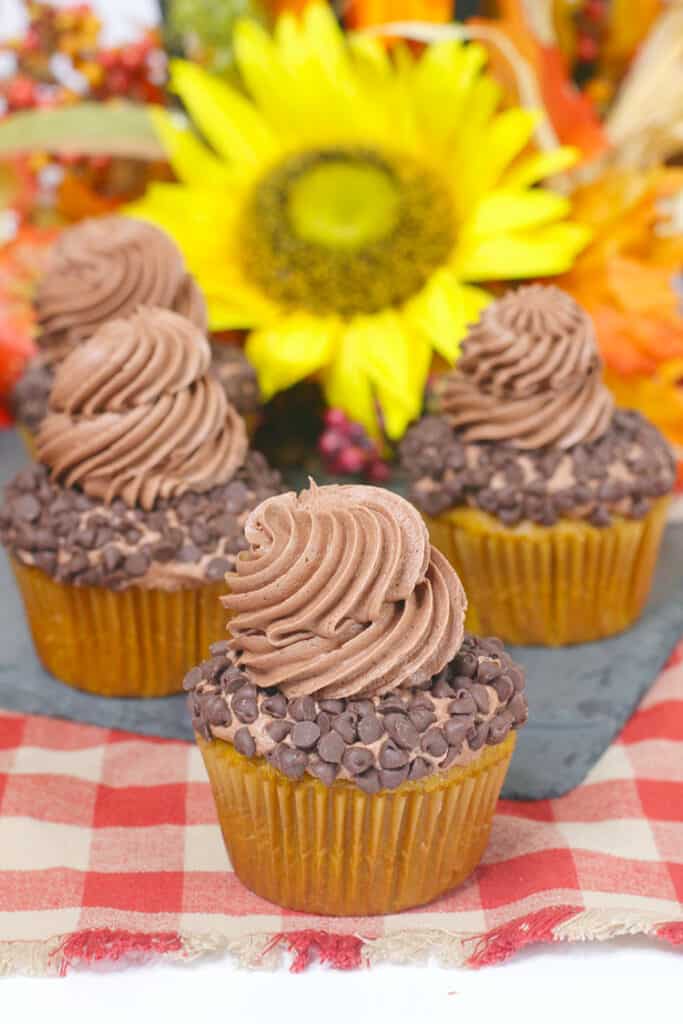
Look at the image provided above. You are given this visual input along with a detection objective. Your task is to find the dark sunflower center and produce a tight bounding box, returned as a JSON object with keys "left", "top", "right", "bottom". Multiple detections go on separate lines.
{"left": 239, "top": 147, "right": 456, "bottom": 317}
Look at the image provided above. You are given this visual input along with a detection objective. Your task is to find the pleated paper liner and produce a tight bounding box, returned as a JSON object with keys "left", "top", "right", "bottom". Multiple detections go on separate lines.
{"left": 11, "top": 558, "right": 229, "bottom": 697}
{"left": 424, "top": 497, "right": 670, "bottom": 646}
{"left": 197, "top": 731, "right": 515, "bottom": 916}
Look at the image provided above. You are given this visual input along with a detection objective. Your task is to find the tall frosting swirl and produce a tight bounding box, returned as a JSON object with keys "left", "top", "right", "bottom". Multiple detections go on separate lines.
{"left": 34, "top": 216, "right": 206, "bottom": 361}
{"left": 433, "top": 285, "right": 614, "bottom": 449}
{"left": 36, "top": 308, "right": 248, "bottom": 509}
{"left": 224, "top": 483, "right": 466, "bottom": 698}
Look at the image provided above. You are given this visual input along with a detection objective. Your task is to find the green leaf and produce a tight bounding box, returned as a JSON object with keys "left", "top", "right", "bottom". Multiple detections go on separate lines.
{"left": 0, "top": 102, "right": 165, "bottom": 161}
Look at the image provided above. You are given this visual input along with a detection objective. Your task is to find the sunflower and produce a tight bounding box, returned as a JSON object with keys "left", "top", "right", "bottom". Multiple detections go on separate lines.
{"left": 127, "top": 3, "right": 588, "bottom": 440}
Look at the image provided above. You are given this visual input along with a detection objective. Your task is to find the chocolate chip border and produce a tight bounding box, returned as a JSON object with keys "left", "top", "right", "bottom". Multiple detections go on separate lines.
{"left": 399, "top": 410, "right": 675, "bottom": 526}
{"left": 0, "top": 453, "right": 281, "bottom": 589}
{"left": 186, "top": 633, "right": 528, "bottom": 793}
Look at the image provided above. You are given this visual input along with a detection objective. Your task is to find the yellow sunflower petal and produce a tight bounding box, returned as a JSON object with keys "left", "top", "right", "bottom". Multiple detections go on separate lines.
{"left": 406, "top": 269, "right": 492, "bottom": 364}
{"left": 322, "top": 322, "right": 378, "bottom": 439}
{"left": 247, "top": 314, "right": 338, "bottom": 400}
{"left": 457, "top": 108, "right": 540, "bottom": 211}
{"left": 500, "top": 146, "right": 580, "bottom": 189}
{"left": 465, "top": 189, "right": 572, "bottom": 238}
{"left": 458, "top": 221, "right": 592, "bottom": 280}
{"left": 356, "top": 311, "right": 428, "bottom": 439}
{"left": 148, "top": 108, "right": 236, "bottom": 187}
{"left": 170, "top": 59, "right": 277, "bottom": 167}
{"left": 413, "top": 40, "right": 488, "bottom": 154}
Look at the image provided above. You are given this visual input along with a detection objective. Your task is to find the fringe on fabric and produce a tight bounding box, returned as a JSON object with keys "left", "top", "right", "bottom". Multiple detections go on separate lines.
{"left": 1, "top": 910, "right": 681, "bottom": 977}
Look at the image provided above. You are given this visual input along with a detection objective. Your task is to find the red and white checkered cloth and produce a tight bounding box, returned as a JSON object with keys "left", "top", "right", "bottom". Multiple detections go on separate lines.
{"left": 1, "top": 643, "right": 682, "bottom": 976}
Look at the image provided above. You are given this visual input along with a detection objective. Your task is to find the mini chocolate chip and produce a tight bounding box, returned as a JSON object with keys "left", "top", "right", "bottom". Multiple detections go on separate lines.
{"left": 65, "top": 551, "right": 89, "bottom": 576}
{"left": 209, "top": 640, "right": 230, "bottom": 656}
{"left": 444, "top": 718, "right": 469, "bottom": 747}
{"left": 277, "top": 745, "right": 308, "bottom": 780}
{"left": 489, "top": 711, "right": 514, "bottom": 744}
{"left": 493, "top": 675, "right": 515, "bottom": 702}
{"left": 233, "top": 727, "right": 256, "bottom": 758}
{"left": 221, "top": 667, "right": 247, "bottom": 693}
{"left": 420, "top": 728, "right": 448, "bottom": 758}
{"left": 440, "top": 745, "right": 463, "bottom": 769}
{"left": 123, "top": 552, "right": 150, "bottom": 577}
{"left": 408, "top": 705, "right": 437, "bottom": 732}
{"left": 346, "top": 696, "right": 374, "bottom": 716}
{"left": 232, "top": 694, "right": 258, "bottom": 724}
{"left": 379, "top": 766, "right": 409, "bottom": 790}
{"left": 319, "top": 699, "right": 345, "bottom": 714}
{"left": 34, "top": 552, "right": 57, "bottom": 574}
{"left": 378, "top": 694, "right": 406, "bottom": 714}
{"left": 408, "top": 757, "right": 430, "bottom": 781}
{"left": 316, "top": 711, "right": 331, "bottom": 735}
{"left": 508, "top": 693, "right": 528, "bottom": 725}
{"left": 355, "top": 768, "right": 381, "bottom": 795}
{"left": 178, "top": 542, "right": 201, "bottom": 563}
{"left": 477, "top": 660, "right": 501, "bottom": 684}
{"left": 318, "top": 730, "right": 345, "bottom": 764}
{"left": 267, "top": 720, "right": 291, "bottom": 743}
{"left": 384, "top": 713, "right": 419, "bottom": 750}
{"left": 76, "top": 526, "right": 97, "bottom": 549}
{"left": 190, "top": 522, "right": 210, "bottom": 546}
{"left": 289, "top": 696, "right": 316, "bottom": 722}
{"left": 331, "top": 711, "right": 357, "bottom": 744}
{"left": 379, "top": 740, "right": 410, "bottom": 769}
{"left": 470, "top": 683, "right": 491, "bottom": 714}
{"left": 590, "top": 505, "right": 611, "bottom": 527}
{"left": 451, "top": 674, "right": 477, "bottom": 690}
{"left": 508, "top": 667, "right": 525, "bottom": 692}
{"left": 431, "top": 675, "right": 455, "bottom": 699}
{"left": 201, "top": 655, "right": 228, "bottom": 681}
{"left": 357, "top": 713, "right": 384, "bottom": 744}
{"left": 206, "top": 557, "right": 232, "bottom": 580}
{"left": 182, "top": 666, "right": 204, "bottom": 691}
{"left": 452, "top": 651, "right": 477, "bottom": 678}
{"left": 342, "top": 747, "right": 374, "bottom": 776}
{"left": 206, "top": 696, "right": 230, "bottom": 726}
{"left": 308, "top": 759, "right": 338, "bottom": 786}
{"left": 291, "top": 721, "right": 321, "bottom": 751}
{"left": 468, "top": 721, "right": 490, "bottom": 751}
{"left": 13, "top": 494, "right": 40, "bottom": 522}
{"left": 262, "top": 693, "right": 288, "bottom": 718}
{"left": 448, "top": 691, "right": 477, "bottom": 716}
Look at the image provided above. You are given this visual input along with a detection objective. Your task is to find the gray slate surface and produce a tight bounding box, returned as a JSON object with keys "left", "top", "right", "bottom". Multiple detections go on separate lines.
{"left": 1, "top": 430, "right": 682, "bottom": 799}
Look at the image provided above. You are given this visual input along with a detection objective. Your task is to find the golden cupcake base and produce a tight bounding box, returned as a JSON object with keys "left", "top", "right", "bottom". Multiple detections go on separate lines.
{"left": 197, "top": 731, "right": 515, "bottom": 916}
{"left": 425, "top": 498, "right": 670, "bottom": 646}
{"left": 11, "top": 558, "right": 229, "bottom": 697}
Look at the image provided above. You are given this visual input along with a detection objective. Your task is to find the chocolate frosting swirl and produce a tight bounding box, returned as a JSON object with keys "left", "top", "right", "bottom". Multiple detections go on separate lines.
{"left": 224, "top": 483, "right": 466, "bottom": 698}
{"left": 433, "top": 285, "right": 614, "bottom": 449}
{"left": 37, "top": 308, "right": 248, "bottom": 509}
{"left": 34, "top": 216, "right": 206, "bottom": 361}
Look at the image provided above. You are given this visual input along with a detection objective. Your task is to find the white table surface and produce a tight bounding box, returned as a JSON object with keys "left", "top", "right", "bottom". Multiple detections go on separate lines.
{"left": 3, "top": 936, "right": 681, "bottom": 1021}
{"left": 1, "top": 0, "right": 680, "bottom": 1010}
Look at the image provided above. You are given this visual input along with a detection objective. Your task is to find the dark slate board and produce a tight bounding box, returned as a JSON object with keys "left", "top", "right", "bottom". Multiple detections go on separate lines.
{"left": 1, "top": 429, "right": 682, "bottom": 799}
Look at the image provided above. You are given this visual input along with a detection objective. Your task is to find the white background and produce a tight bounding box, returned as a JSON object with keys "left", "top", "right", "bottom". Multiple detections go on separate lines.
{"left": 0, "top": 0, "right": 681, "bottom": 1014}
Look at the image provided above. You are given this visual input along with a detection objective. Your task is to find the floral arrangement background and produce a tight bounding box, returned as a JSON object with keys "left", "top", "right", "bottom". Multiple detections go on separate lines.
{"left": 0, "top": 0, "right": 681, "bottom": 483}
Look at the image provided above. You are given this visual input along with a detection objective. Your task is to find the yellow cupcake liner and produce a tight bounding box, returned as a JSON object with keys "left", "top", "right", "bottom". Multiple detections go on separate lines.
{"left": 197, "top": 731, "right": 515, "bottom": 916}
{"left": 425, "top": 498, "right": 670, "bottom": 646}
{"left": 11, "top": 558, "right": 229, "bottom": 698}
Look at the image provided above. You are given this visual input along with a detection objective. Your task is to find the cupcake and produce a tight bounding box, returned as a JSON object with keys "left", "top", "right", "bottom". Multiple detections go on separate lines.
{"left": 400, "top": 285, "right": 676, "bottom": 646}
{"left": 185, "top": 482, "right": 527, "bottom": 916}
{"left": 1, "top": 307, "right": 281, "bottom": 697}
{"left": 209, "top": 342, "right": 263, "bottom": 434}
{"left": 13, "top": 215, "right": 206, "bottom": 453}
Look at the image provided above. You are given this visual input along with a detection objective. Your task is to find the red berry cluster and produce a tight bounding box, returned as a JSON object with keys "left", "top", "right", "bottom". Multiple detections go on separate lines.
{"left": 318, "top": 409, "right": 391, "bottom": 483}
{"left": 574, "top": 0, "right": 607, "bottom": 67}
